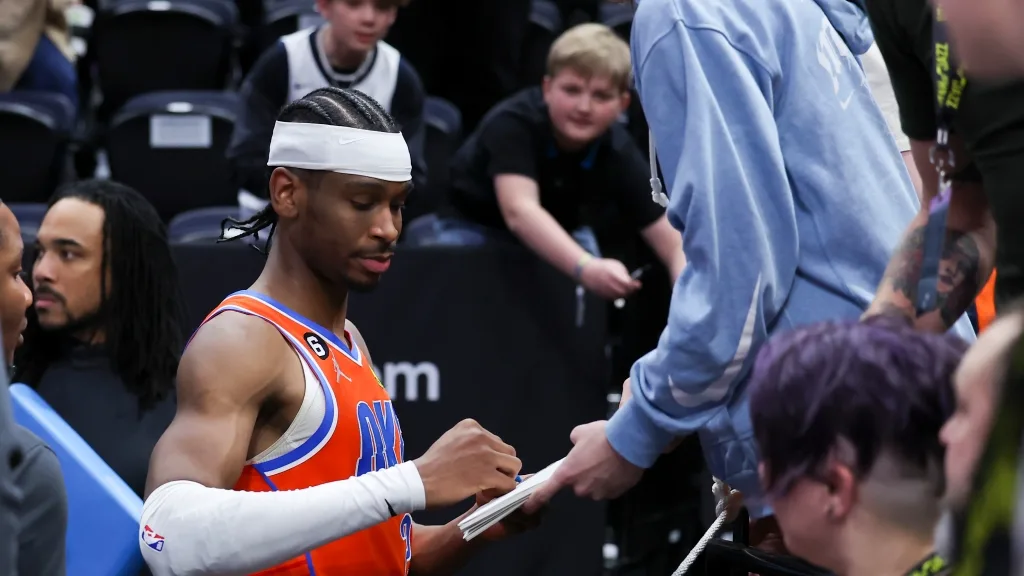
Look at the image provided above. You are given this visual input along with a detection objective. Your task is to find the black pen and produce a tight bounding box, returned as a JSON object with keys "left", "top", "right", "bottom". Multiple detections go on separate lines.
{"left": 630, "top": 264, "right": 652, "bottom": 280}
{"left": 615, "top": 265, "right": 652, "bottom": 308}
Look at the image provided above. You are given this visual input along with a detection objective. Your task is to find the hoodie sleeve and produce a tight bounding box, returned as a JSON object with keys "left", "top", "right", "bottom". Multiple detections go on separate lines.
{"left": 605, "top": 21, "right": 800, "bottom": 469}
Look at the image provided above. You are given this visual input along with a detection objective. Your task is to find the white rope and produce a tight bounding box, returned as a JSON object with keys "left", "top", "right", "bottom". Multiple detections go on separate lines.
{"left": 648, "top": 131, "right": 670, "bottom": 207}
{"left": 671, "top": 477, "right": 742, "bottom": 576}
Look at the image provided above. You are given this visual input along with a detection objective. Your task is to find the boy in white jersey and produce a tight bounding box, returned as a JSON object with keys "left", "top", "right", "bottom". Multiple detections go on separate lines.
{"left": 228, "top": 0, "right": 427, "bottom": 205}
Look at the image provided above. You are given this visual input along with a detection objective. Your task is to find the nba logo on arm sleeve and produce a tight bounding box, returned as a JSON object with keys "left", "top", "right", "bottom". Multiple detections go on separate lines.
{"left": 141, "top": 525, "right": 165, "bottom": 552}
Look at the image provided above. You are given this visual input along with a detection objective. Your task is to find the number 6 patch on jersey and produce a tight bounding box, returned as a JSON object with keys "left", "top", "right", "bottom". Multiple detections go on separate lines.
{"left": 303, "top": 332, "right": 330, "bottom": 360}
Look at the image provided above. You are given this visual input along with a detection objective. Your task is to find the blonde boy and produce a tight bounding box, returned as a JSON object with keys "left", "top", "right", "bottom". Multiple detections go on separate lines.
{"left": 409, "top": 23, "right": 685, "bottom": 298}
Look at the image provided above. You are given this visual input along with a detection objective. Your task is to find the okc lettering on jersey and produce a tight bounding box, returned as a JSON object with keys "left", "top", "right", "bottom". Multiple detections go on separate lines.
{"left": 355, "top": 399, "right": 406, "bottom": 476}
{"left": 355, "top": 399, "right": 415, "bottom": 565}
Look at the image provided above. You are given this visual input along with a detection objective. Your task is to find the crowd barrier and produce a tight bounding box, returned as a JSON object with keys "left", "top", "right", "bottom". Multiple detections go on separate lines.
{"left": 173, "top": 242, "right": 612, "bottom": 575}
{"left": 10, "top": 384, "right": 143, "bottom": 576}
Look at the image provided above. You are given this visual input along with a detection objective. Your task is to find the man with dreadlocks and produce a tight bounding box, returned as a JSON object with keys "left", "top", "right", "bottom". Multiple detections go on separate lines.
{"left": 14, "top": 179, "right": 187, "bottom": 497}
{"left": 140, "top": 87, "right": 537, "bottom": 576}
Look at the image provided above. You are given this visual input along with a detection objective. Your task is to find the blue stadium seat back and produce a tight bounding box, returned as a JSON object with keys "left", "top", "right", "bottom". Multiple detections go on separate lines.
{"left": 0, "top": 91, "right": 75, "bottom": 133}
{"left": 264, "top": 0, "right": 324, "bottom": 28}
{"left": 115, "top": 90, "right": 240, "bottom": 119}
{"left": 94, "top": 0, "right": 238, "bottom": 114}
{"left": 169, "top": 205, "right": 242, "bottom": 244}
{"left": 599, "top": 2, "right": 633, "bottom": 40}
{"left": 424, "top": 96, "right": 463, "bottom": 140}
{"left": 529, "top": 0, "right": 561, "bottom": 33}
{"left": 99, "top": 0, "right": 237, "bottom": 21}
{"left": 107, "top": 90, "right": 240, "bottom": 221}
{"left": 0, "top": 92, "right": 75, "bottom": 202}
{"left": 9, "top": 384, "right": 144, "bottom": 576}
{"left": 7, "top": 202, "right": 51, "bottom": 239}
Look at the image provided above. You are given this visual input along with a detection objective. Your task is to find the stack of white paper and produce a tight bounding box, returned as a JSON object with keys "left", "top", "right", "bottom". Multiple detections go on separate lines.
{"left": 457, "top": 458, "right": 565, "bottom": 541}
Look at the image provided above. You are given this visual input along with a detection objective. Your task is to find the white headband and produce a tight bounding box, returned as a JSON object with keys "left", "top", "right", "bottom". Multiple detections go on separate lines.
{"left": 267, "top": 121, "right": 412, "bottom": 182}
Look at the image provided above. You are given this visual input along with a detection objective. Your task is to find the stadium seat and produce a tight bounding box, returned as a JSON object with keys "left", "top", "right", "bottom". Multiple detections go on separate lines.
{"left": 8, "top": 202, "right": 51, "bottom": 240}
{"left": 405, "top": 96, "right": 463, "bottom": 224}
{"left": 257, "top": 0, "right": 325, "bottom": 56}
{"left": 168, "top": 205, "right": 242, "bottom": 244}
{"left": 10, "top": 384, "right": 144, "bottom": 576}
{"left": 106, "top": 91, "right": 240, "bottom": 221}
{"left": 425, "top": 95, "right": 462, "bottom": 138}
{"left": 0, "top": 92, "right": 75, "bottom": 202}
{"left": 93, "top": 0, "right": 238, "bottom": 116}
{"left": 519, "top": 0, "right": 562, "bottom": 89}
{"left": 599, "top": 1, "right": 633, "bottom": 42}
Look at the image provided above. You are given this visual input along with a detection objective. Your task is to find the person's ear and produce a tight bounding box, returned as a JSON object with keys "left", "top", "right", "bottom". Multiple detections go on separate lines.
{"left": 541, "top": 75, "right": 554, "bottom": 105}
{"left": 822, "top": 460, "right": 857, "bottom": 522}
{"left": 618, "top": 90, "right": 631, "bottom": 114}
{"left": 268, "top": 168, "right": 305, "bottom": 220}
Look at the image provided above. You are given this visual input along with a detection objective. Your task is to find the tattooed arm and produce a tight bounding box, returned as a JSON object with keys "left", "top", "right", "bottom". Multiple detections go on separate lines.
{"left": 865, "top": 137, "right": 997, "bottom": 332}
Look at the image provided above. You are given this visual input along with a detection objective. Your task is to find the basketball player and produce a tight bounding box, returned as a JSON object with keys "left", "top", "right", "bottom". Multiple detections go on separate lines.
{"left": 140, "top": 87, "right": 532, "bottom": 576}
{"left": 228, "top": 0, "right": 427, "bottom": 207}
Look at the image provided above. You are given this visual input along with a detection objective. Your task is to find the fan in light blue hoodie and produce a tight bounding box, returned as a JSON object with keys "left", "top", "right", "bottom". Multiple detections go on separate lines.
{"left": 593, "top": 0, "right": 977, "bottom": 519}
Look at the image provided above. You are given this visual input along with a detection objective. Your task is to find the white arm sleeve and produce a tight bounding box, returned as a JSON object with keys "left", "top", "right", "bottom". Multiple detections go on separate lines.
{"left": 139, "top": 461, "right": 426, "bottom": 576}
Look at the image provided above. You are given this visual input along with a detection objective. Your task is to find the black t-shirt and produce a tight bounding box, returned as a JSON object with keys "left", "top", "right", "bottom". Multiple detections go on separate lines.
{"left": 33, "top": 344, "right": 176, "bottom": 497}
{"left": 445, "top": 87, "right": 665, "bottom": 234}
{"left": 865, "top": 0, "right": 1024, "bottom": 307}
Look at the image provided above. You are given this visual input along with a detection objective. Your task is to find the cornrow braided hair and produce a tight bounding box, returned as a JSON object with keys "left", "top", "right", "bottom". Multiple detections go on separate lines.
{"left": 220, "top": 87, "right": 400, "bottom": 254}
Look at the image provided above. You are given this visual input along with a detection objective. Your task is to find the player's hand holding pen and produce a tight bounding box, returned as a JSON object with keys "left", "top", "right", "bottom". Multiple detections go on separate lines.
{"left": 470, "top": 474, "right": 544, "bottom": 541}
{"left": 413, "top": 419, "right": 523, "bottom": 508}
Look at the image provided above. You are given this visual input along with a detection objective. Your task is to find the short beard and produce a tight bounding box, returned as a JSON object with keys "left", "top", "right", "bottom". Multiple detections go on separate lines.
{"left": 43, "top": 307, "right": 105, "bottom": 342}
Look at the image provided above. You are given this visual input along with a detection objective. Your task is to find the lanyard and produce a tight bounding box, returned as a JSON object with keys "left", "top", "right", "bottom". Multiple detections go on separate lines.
{"left": 916, "top": 8, "right": 968, "bottom": 315}
{"left": 906, "top": 552, "right": 948, "bottom": 576}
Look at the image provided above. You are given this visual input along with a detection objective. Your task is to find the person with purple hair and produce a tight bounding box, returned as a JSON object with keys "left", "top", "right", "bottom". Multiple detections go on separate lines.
{"left": 748, "top": 317, "right": 966, "bottom": 576}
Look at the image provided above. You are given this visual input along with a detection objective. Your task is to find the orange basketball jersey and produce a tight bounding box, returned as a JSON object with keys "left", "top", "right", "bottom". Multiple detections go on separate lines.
{"left": 196, "top": 290, "right": 412, "bottom": 575}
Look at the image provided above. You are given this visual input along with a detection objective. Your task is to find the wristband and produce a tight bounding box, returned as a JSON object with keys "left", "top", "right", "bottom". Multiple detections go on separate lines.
{"left": 574, "top": 254, "right": 594, "bottom": 281}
